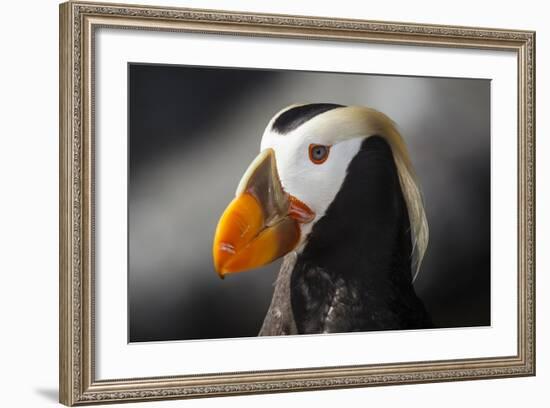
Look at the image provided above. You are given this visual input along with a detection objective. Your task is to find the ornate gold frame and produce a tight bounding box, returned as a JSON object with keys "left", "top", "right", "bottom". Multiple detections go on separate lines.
{"left": 59, "top": 1, "right": 536, "bottom": 405}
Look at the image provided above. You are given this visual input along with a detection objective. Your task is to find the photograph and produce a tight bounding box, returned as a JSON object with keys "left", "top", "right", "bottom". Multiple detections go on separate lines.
{"left": 128, "top": 63, "right": 491, "bottom": 342}
{"left": 57, "top": 2, "right": 535, "bottom": 404}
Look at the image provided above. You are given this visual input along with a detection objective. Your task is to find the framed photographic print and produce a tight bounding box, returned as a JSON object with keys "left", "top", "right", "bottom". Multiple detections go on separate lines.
{"left": 59, "top": 1, "right": 536, "bottom": 405}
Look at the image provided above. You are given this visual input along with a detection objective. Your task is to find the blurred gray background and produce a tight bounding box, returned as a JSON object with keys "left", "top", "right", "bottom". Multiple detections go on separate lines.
{"left": 128, "top": 63, "right": 490, "bottom": 342}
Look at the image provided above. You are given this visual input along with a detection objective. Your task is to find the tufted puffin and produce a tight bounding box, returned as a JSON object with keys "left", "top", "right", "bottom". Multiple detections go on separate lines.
{"left": 213, "top": 103, "right": 432, "bottom": 335}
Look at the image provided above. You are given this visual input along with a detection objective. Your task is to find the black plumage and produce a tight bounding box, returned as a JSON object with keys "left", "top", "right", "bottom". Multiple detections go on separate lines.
{"left": 271, "top": 103, "right": 344, "bottom": 134}
{"left": 260, "top": 136, "right": 431, "bottom": 335}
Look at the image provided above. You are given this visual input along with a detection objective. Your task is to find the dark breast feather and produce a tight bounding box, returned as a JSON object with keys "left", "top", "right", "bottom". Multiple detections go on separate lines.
{"left": 259, "top": 253, "right": 298, "bottom": 336}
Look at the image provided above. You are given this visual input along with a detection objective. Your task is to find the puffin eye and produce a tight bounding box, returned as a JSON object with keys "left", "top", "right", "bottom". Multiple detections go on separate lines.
{"left": 308, "top": 144, "right": 330, "bottom": 164}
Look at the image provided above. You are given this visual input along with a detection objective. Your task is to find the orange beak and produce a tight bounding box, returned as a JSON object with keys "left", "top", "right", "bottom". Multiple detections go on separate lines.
{"left": 213, "top": 149, "right": 315, "bottom": 278}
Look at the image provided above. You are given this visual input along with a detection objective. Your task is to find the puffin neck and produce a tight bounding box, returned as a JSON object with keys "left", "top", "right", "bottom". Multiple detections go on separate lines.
{"left": 299, "top": 136, "right": 412, "bottom": 282}
{"left": 290, "top": 136, "right": 421, "bottom": 334}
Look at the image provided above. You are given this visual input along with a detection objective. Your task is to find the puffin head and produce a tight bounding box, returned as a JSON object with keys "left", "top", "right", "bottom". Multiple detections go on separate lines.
{"left": 213, "top": 103, "right": 428, "bottom": 281}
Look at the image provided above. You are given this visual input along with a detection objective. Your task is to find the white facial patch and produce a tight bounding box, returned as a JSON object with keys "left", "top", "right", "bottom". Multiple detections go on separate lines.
{"left": 260, "top": 123, "right": 363, "bottom": 245}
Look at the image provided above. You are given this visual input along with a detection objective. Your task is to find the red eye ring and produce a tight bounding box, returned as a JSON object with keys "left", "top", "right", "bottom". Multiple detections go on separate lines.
{"left": 308, "top": 144, "right": 330, "bottom": 164}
